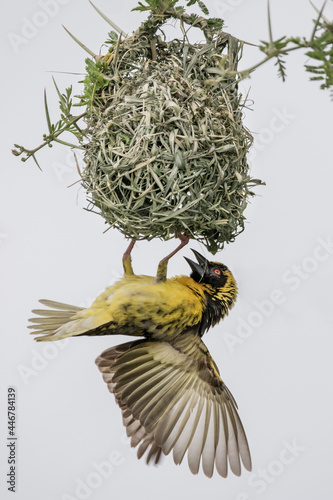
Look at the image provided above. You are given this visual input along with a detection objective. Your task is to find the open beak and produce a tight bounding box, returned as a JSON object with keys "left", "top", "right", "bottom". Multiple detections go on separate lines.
{"left": 184, "top": 249, "right": 210, "bottom": 281}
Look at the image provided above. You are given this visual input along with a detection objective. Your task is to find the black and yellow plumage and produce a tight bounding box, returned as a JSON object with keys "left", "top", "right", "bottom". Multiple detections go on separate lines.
{"left": 28, "top": 247, "right": 251, "bottom": 478}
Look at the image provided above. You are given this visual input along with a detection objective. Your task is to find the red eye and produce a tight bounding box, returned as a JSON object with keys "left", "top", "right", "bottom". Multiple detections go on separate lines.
{"left": 214, "top": 269, "right": 221, "bottom": 275}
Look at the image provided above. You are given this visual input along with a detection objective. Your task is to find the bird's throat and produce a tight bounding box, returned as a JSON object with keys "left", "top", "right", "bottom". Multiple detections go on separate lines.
{"left": 199, "top": 293, "right": 229, "bottom": 335}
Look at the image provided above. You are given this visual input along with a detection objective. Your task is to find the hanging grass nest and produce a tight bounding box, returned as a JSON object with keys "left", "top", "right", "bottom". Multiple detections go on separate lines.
{"left": 81, "top": 11, "right": 262, "bottom": 253}
{"left": 14, "top": 2, "right": 333, "bottom": 253}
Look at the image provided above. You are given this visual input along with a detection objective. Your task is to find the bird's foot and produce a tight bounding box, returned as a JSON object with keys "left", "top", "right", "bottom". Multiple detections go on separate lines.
{"left": 156, "top": 233, "right": 190, "bottom": 283}
{"left": 123, "top": 239, "right": 136, "bottom": 276}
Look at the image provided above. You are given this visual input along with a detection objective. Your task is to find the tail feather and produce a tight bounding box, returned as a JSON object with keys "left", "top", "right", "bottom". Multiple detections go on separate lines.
{"left": 29, "top": 299, "right": 87, "bottom": 342}
{"left": 29, "top": 317, "right": 70, "bottom": 325}
{"left": 38, "top": 299, "right": 83, "bottom": 312}
{"left": 31, "top": 308, "right": 78, "bottom": 317}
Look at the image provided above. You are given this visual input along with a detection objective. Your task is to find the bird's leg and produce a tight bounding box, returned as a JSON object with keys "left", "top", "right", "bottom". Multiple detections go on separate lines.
{"left": 156, "top": 233, "right": 190, "bottom": 283}
{"left": 123, "top": 239, "right": 135, "bottom": 276}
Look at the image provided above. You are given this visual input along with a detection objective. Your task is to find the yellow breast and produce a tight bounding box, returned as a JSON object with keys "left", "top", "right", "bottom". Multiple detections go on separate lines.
{"left": 83, "top": 274, "right": 206, "bottom": 339}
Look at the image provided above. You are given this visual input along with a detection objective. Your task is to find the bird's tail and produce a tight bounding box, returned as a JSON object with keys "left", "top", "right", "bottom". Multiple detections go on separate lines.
{"left": 28, "top": 299, "right": 91, "bottom": 342}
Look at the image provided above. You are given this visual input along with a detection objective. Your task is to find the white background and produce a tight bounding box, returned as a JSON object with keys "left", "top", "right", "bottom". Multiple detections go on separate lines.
{"left": 1, "top": 0, "right": 333, "bottom": 499}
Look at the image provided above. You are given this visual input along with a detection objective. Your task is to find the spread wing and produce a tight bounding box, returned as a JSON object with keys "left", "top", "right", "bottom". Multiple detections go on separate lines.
{"left": 96, "top": 332, "right": 251, "bottom": 477}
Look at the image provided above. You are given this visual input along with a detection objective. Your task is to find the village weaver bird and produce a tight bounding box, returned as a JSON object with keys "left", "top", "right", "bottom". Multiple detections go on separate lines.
{"left": 28, "top": 237, "right": 251, "bottom": 478}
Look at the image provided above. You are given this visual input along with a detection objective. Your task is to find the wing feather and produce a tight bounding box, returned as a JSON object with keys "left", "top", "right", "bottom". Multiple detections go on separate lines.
{"left": 141, "top": 371, "right": 189, "bottom": 432}
{"left": 201, "top": 399, "right": 216, "bottom": 478}
{"left": 95, "top": 333, "right": 251, "bottom": 478}
{"left": 155, "top": 377, "right": 196, "bottom": 448}
{"left": 187, "top": 396, "right": 207, "bottom": 474}
{"left": 229, "top": 405, "right": 252, "bottom": 471}
{"left": 215, "top": 404, "right": 228, "bottom": 477}
{"left": 225, "top": 400, "right": 241, "bottom": 476}
{"left": 112, "top": 361, "right": 160, "bottom": 383}
{"left": 126, "top": 367, "right": 176, "bottom": 413}
{"left": 118, "top": 365, "right": 170, "bottom": 400}
{"left": 170, "top": 392, "right": 201, "bottom": 463}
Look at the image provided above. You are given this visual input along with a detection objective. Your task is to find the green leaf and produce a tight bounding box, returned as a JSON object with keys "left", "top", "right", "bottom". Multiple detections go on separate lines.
{"left": 206, "top": 18, "right": 224, "bottom": 31}
{"left": 132, "top": 0, "right": 209, "bottom": 15}
{"left": 43, "top": 90, "right": 52, "bottom": 134}
{"left": 105, "top": 30, "right": 119, "bottom": 46}
{"left": 197, "top": 1, "right": 209, "bottom": 15}
{"left": 132, "top": 1, "right": 152, "bottom": 12}
{"left": 186, "top": 0, "right": 209, "bottom": 15}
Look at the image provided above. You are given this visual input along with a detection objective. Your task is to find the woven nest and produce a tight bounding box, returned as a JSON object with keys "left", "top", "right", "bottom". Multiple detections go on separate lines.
{"left": 81, "top": 13, "right": 262, "bottom": 253}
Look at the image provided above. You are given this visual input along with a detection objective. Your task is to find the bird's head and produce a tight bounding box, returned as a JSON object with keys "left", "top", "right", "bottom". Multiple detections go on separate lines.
{"left": 184, "top": 249, "right": 238, "bottom": 333}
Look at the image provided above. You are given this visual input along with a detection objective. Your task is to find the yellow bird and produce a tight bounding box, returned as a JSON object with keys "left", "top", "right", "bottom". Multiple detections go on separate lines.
{"left": 29, "top": 238, "right": 251, "bottom": 478}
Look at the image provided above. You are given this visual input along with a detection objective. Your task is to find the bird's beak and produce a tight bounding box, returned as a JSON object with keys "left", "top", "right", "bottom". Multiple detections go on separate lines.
{"left": 184, "top": 249, "right": 210, "bottom": 281}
